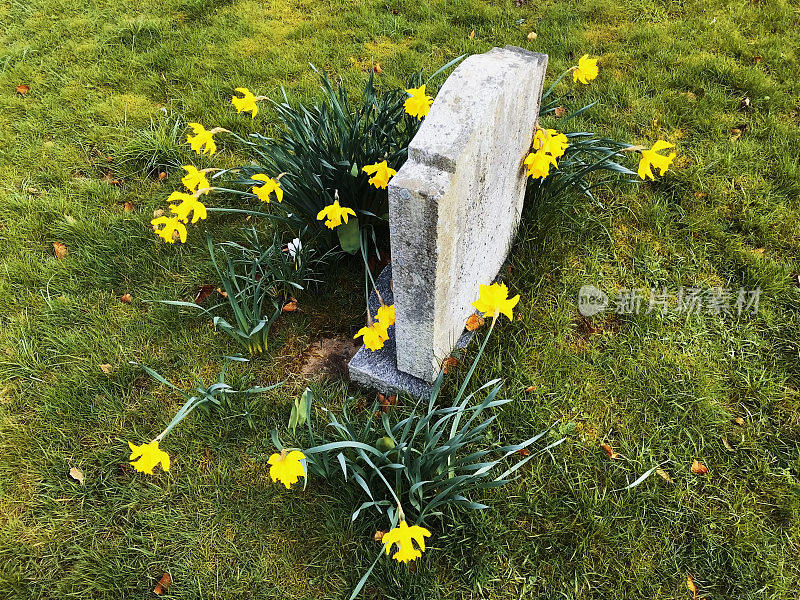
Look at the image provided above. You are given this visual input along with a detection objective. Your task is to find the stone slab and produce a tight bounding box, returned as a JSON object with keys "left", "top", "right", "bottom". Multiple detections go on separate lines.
{"left": 388, "top": 45, "right": 548, "bottom": 382}
{"left": 348, "top": 265, "right": 472, "bottom": 398}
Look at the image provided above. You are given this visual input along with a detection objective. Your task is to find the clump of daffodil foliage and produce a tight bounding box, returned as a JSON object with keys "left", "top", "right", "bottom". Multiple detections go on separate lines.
{"left": 266, "top": 283, "right": 564, "bottom": 598}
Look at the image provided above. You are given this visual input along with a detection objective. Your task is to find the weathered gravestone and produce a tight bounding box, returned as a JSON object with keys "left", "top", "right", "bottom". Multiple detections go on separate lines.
{"left": 349, "top": 45, "right": 548, "bottom": 396}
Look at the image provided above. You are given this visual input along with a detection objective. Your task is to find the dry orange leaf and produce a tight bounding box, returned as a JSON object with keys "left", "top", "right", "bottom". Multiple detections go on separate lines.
{"left": 123, "top": 201, "right": 134, "bottom": 212}
{"left": 442, "top": 356, "right": 459, "bottom": 374}
{"left": 554, "top": 106, "right": 566, "bottom": 118}
{"left": 687, "top": 574, "right": 698, "bottom": 600}
{"left": 16, "top": 84, "right": 30, "bottom": 95}
{"left": 374, "top": 530, "right": 387, "bottom": 542}
{"left": 158, "top": 172, "right": 167, "bottom": 181}
{"left": 216, "top": 287, "right": 228, "bottom": 299}
{"left": 282, "top": 300, "right": 299, "bottom": 312}
{"left": 465, "top": 314, "right": 484, "bottom": 331}
{"left": 516, "top": 448, "right": 531, "bottom": 456}
{"left": 373, "top": 62, "right": 383, "bottom": 74}
{"left": 377, "top": 393, "right": 397, "bottom": 413}
{"left": 53, "top": 242, "right": 68, "bottom": 260}
{"left": 733, "top": 416, "right": 745, "bottom": 426}
{"left": 600, "top": 443, "right": 619, "bottom": 459}
{"left": 524, "top": 385, "right": 537, "bottom": 393}
{"left": 153, "top": 572, "right": 172, "bottom": 595}
{"left": 120, "top": 293, "right": 132, "bottom": 304}
{"left": 691, "top": 459, "right": 708, "bottom": 475}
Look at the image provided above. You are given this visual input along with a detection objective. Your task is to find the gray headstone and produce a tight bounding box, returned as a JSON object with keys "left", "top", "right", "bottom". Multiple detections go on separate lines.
{"left": 388, "top": 46, "right": 547, "bottom": 382}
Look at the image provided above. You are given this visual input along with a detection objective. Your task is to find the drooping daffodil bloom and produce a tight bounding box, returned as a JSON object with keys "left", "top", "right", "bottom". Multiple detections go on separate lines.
{"left": 472, "top": 282, "right": 520, "bottom": 321}
{"left": 403, "top": 85, "right": 434, "bottom": 120}
{"left": 376, "top": 303, "right": 395, "bottom": 328}
{"left": 251, "top": 174, "right": 283, "bottom": 203}
{"left": 362, "top": 161, "right": 397, "bottom": 190}
{"left": 573, "top": 54, "right": 599, "bottom": 84}
{"left": 523, "top": 150, "right": 556, "bottom": 179}
{"left": 637, "top": 140, "right": 676, "bottom": 180}
{"left": 316, "top": 199, "right": 356, "bottom": 229}
{"left": 267, "top": 449, "right": 306, "bottom": 489}
{"left": 151, "top": 215, "right": 188, "bottom": 244}
{"left": 382, "top": 520, "right": 432, "bottom": 563}
{"left": 187, "top": 123, "right": 218, "bottom": 156}
{"left": 354, "top": 322, "right": 389, "bottom": 351}
{"left": 231, "top": 87, "right": 259, "bottom": 117}
{"left": 181, "top": 165, "right": 211, "bottom": 195}
{"left": 128, "top": 440, "right": 170, "bottom": 474}
{"left": 168, "top": 191, "right": 207, "bottom": 224}
{"left": 534, "top": 128, "right": 569, "bottom": 159}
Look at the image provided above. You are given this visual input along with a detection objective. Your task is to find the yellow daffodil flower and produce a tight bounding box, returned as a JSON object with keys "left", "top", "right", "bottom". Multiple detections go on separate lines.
{"left": 187, "top": 123, "right": 218, "bottom": 156}
{"left": 232, "top": 87, "right": 259, "bottom": 117}
{"left": 404, "top": 85, "right": 434, "bottom": 120}
{"left": 251, "top": 174, "right": 283, "bottom": 203}
{"left": 151, "top": 215, "right": 188, "bottom": 243}
{"left": 472, "top": 282, "right": 520, "bottom": 321}
{"left": 637, "top": 140, "right": 676, "bottom": 180}
{"left": 128, "top": 440, "right": 170, "bottom": 474}
{"left": 181, "top": 165, "right": 211, "bottom": 194}
{"left": 573, "top": 54, "right": 599, "bottom": 84}
{"left": 362, "top": 161, "right": 397, "bottom": 190}
{"left": 524, "top": 150, "right": 557, "bottom": 179}
{"left": 354, "top": 322, "right": 389, "bottom": 351}
{"left": 168, "top": 191, "right": 207, "bottom": 224}
{"left": 376, "top": 304, "right": 395, "bottom": 328}
{"left": 267, "top": 449, "right": 306, "bottom": 489}
{"left": 534, "top": 128, "right": 569, "bottom": 159}
{"left": 316, "top": 199, "right": 356, "bottom": 229}
{"left": 382, "top": 520, "right": 432, "bottom": 563}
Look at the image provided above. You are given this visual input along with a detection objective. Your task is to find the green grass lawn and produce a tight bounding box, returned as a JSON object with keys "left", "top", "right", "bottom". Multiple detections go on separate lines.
{"left": 2, "top": 0, "right": 800, "bottom": 598}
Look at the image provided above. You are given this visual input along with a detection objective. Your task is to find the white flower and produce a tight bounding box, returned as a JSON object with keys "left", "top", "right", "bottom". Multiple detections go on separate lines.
{"left": 287, "top": 237, "right": 302, "bottom": 258}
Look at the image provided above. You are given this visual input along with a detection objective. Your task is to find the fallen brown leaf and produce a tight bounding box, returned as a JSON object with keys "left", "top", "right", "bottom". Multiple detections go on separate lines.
{"left": 153, "top": 572, "right": 172, "bottom": 595}
{"left": 730, "top": 127, "right": 743, "bottom": 142}
{"left": 687, "top": 574, "right": 698, "bottom": 600}
{"left": 600, "top": 443, "right": 619, "bottom": 459}
{"left": 524, "top": 385, "right": 537, "bottom": 393}
{"left": 282, "top": 299, "right": 299, "bottom": 312}
{"left": 158, "top": 172, "right": 167, "bottom": 181}
{"left": 120, "top": 293, "right": 132, "bottom": 304}
{"left": 516, "top": 448, "right": 531, "bottom": 456}
{"left": 123, "top": 202, "right": 134, "bottom": 212}
{"left": 694, "top": 191, "right": 707, "bottom": 199}
{"left": 733, "top": 416, "right": 745, "bottom": 426}
{"left": 68, "top": 466, "right": 85, "bottom": 485}
{"left": 655, "top": 468, "right": 673, "bottom": 483}
{"left": 99, "top": 364, "right": 113, "bottom": 374}
{"left": 194, "top": 284, "right": 215, "bottom": 304}
{"left": 153, "top": 208, "right": 165, "bottom": 218}
{"left": 216, "top": 287, "right": 228, "bottom": 299}
{"left": 442, "top": 356, "right": 459, "bottom": 374}
{"left": 374, "top": 530, "right": 387, "bottom": 542}
{"left": 53, "top": 242, "right": 68, "bottom": 260}
{"left": 377, "top": 393, "right": 397, "bottom": 413}
{"left": 554, "top": 106, "right": 566, "bottom": 118}
{"left": 753, "top": 55, "right": 762, "bottom": 63}
{"left": 691, "top": 459, "right": 708, "bottom": 475}
{"left": 465, "top": 314, "right": 484, "bottom": 331}
{"left": 16, "top": 84, "right": 30, "bottom": 95}
{"left": 373, "top": 62, "right": 383, "bottom": 74}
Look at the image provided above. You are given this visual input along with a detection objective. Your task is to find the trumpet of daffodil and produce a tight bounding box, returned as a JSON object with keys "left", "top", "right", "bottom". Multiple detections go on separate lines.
{"left": 316, "top": 199, "right": 356, "bottom": 229}
{"left": 168, "top": 192, "right": 207, "bottom": 224}
{"left": 524, "top": 150, "right": 557, "bottom": 179}
{"left": 187, "top": 123, "right": 217, "bottom": 155}
{"left": 404, "top": 85, "right": 434, "bottom": 120}
{"left": 472, "top": 282, "right": 520, "bottom": 321}
{"left": 534, "top": 128, "right": 569, "bottom": 159}
{"left": 128, "top": 440, "right": 170, "bottom": 474}
{"left": 573, "top": 54, "right": 599, "bottom": 84}
{"left": 151, "top": 215, "right": 188, "bottom": 243}
{"left": 231, "top": 87, "right": 259, "bottom": 117}
{"left": 637, "top": 140, "right": 676, "bottom": 180}
{"left": 376, "top": 303, "right": 395, "bottom": 328}
{"left": 354, "top": 322, "right": 389, "bottom": 351}
{"left": 181, "top": 165, "right": 211, "bottom": 194}
{"left": 267, "top": 449, "right": 306, "bottom": 489}
{"left": 362, "top": 161, "right": 397, "bottom": 190}
{"left": 251, "top": 174, "right": 283, "bottom": 203}
{"left": 382, "top": 520, "right": 432, "bottom": 563}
